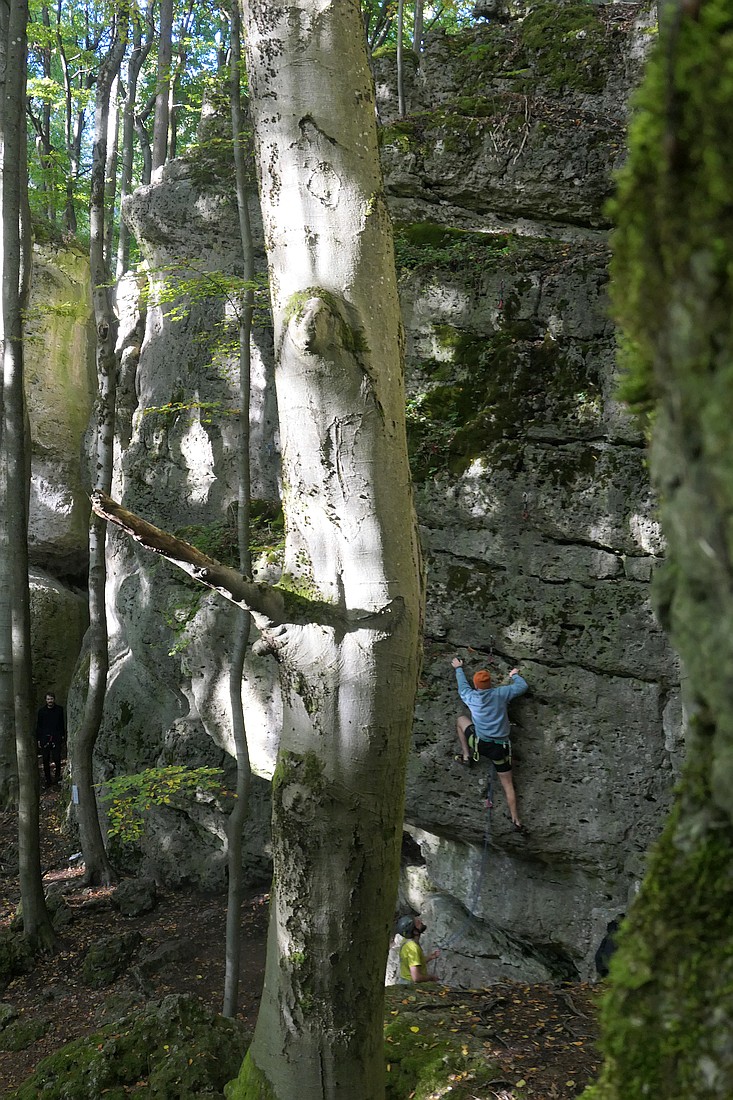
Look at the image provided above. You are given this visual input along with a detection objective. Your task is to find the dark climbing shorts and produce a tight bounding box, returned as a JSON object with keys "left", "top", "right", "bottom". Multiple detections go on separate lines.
{"left": 466, "top": 725, "right": 512, "bottom": 772}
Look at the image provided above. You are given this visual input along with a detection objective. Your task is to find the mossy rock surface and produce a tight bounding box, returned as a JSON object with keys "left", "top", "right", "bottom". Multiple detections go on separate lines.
{"left": 0, "top": 1015, "right": 49, "bottom": 1052}
{"left": 8, "top": 993, "right": 248, "bottom": 1100}
{"left": 382, "top": 985, "right": 500, "bottom": 1100}
{"left": 82, "top": 931, "right": 142, "bottom": 988}
{"left": 0, "top": 930, "right": 33, "bottom": 992}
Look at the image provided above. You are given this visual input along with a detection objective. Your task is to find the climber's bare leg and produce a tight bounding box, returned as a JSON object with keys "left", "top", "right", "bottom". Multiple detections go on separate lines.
{"left": 456, "top": 715, "right": 472, "bottom": 761}
{"left": 498, "top": 769, "right": 520, "bottom": 827}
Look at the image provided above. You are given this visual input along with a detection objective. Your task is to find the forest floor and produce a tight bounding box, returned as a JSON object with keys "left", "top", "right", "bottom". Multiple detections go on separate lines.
{"left": 0, "top": 777, "right": 605, "bottom": 1099}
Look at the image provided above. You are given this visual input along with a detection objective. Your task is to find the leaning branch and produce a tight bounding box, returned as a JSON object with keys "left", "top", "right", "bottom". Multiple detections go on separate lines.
{"left": 90, "top": 490, "right": 287, "bottom": 626}
{"left": 90, "top": 491, "right": 406, "bottom": 632}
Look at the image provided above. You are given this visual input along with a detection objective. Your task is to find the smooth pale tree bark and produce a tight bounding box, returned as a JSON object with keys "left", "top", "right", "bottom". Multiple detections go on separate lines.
{"left": 151, "top": 0, "right": 173, "bottom": 175}
{"left": 73, "top": 29, "right": 125, "bottom": 888}
{"left": 103, "top": 74, "right": 120, "bottom": 274}
{"left": 222, "top": 0, "right": 255, "bottom": 1021}
{"left": 1, "top": 0, "right": 54, "bottom": 947}
{"left": 230, "top": 2, "right": 422, "bottom": 1097}
{"left": 585, "top": 3, "right": 733, "bottom": 1098}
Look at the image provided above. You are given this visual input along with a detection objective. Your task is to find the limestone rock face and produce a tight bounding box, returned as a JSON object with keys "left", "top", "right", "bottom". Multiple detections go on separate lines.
{"left": 379, "top": 2, "right": 676, "bottom": 983}
{"left": 23, "top": 239, "right": 95, "bottom": 707}
{"left": 93, "top": 3, "right": 678, "bottom": 979}
{"left": 25, "top": 241, "right": 96, "bottom": 579}
{"left": 29, "top": 568, "right": 88, "bottom": 703}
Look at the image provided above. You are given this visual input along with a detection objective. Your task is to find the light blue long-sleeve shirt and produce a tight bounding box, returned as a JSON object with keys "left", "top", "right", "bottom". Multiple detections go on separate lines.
{"left": 455, "top": 667, "right": 528, "bottom": 742}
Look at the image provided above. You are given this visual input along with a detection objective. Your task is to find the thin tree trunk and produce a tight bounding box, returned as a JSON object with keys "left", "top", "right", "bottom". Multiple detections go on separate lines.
{"left": 413, "top": 0, "right": 424, "bottom": 56}
{"left": 0, "top": 0, "right": 17, "bottom": 810}
{"left": 103, "top": 75, "right": 119, "bottom": 275}
{"left": 0, "top": 433, "right": 17, "bottom": 806}
{"left": 397, "top": 0, "right": 405, "bottom": 117}
{"left": 223, "top": 0, "right": 255, "bottom": 1020}
{"left": 116, "top": 7, "right": 152, "bottom": 278}
{"left": 151, "top": 0, "right": 173, "bottom": 175}
{"left": 73, "top": 34, "right": 125, "bottom": 888}
{"left": 135, "top": 99, "right": 153, "bottom": 187}
{"left": 2, "top": 0, "right": 54, "bottom": 948}
{"left": 167, "top": 0, "right": 194, "bottom": 162}
{"left": 0, "top": 391, "right": 17, "bottom": 805}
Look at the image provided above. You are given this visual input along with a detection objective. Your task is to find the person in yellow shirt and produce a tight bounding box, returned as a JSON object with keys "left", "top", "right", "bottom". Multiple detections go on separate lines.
{"left": 396, "top": 915, "right": 439, "bottom": 983}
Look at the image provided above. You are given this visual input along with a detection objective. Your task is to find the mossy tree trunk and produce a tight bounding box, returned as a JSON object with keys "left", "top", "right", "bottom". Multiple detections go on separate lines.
{"left": 587, "top": 3, "right": 733, "bottom": 1097}
{"left": 227, "top": 2, "right": 423, "bottom": 1097}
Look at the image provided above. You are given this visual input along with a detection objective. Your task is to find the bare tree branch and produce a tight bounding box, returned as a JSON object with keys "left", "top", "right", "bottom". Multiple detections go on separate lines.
{"left": 90, "top": 490, "right": 287, "bottom": 626}
{"left": 90, "top": 490, "right": 405, "bottom": 632}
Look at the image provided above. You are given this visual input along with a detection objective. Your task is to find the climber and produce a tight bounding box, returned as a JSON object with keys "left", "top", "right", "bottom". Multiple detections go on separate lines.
{"left": 451, "top": 656, "right": 528, "bottom": 829}
{"left": 396, "top": 915, "right": 440, "bottom": 983}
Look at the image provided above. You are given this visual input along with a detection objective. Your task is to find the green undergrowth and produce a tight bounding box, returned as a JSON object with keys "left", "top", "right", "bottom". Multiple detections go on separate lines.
{"left": 393, "top": 222, "right": 514, "bottom": 281}
{"left": 98, "top": 765, "right": 230, "bottom": 844}
{"left": 175, "top": 499, "right": 284, "bottom": 570}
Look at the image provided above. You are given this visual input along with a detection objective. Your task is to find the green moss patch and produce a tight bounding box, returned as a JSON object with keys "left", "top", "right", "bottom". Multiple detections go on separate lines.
{"left": 406, "top": 325, "right": 601, "bottom": 480}
{"left": 8, "top": 994, "right": 248, "bottom": 1100}
{"left": 519, "top": 2, "right": 608, "bottom": 94}
{"left": 383, "top": 986, "right": 499, "bottom": 1100}
{"left": 394, "top": 222, "right": 513, "bottom": 281}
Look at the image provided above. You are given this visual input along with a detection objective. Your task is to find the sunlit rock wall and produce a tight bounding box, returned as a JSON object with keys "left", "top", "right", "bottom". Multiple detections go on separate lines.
{"left": 376, "top": 0, "right": 676, "bottom": 983}
{"left": 26, "top": 238, "right": 94, "bottom": 702}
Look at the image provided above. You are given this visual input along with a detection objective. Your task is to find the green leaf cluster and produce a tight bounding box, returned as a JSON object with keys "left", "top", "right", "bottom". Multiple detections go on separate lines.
{"left": 99, "top": 765, "right": 229, "bottom": 843}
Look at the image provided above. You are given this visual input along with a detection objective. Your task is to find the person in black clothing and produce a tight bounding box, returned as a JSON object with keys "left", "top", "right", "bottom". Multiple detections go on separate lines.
{"left": 36, "top": 692, "right": 65, "bottom": 787}
{"left": 595, "top": 915, "right": 624, "bottom": 978}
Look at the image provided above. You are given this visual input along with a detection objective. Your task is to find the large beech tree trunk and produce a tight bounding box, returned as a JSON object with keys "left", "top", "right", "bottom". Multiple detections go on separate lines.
{"left": 586, "top": 2, "right": 733, "bottom": 1098}
{"left": 227, "top": 2, "right": 423, "bottom": 1097}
